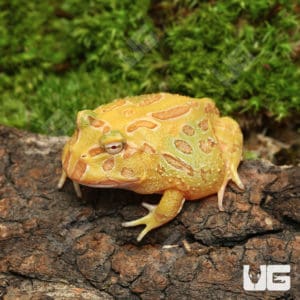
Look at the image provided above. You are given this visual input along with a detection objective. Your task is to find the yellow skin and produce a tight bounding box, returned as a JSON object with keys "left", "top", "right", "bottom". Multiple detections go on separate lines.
{"left": 58, "top": 93, "right": 244, "bottom": 241}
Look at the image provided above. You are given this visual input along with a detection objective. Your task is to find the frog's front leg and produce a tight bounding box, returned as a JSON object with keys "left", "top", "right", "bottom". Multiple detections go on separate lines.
{"left": 57, "top": 169, "right": 82, "bottom": 198}
{"left": 122, "top": 189, "right": 185, "bottom": 241}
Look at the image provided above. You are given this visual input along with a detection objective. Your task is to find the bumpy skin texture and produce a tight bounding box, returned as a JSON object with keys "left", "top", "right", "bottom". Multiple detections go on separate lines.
{"left": 58, "top": 93, "right": 244, "bottom": 241}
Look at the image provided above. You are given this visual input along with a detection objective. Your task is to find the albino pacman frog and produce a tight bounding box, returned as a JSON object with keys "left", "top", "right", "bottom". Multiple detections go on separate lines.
{"left": 58, "top": 93, "right": 244, "bottom": 241}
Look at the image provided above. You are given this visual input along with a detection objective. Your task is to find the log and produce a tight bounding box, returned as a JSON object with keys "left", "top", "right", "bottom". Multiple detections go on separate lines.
{"left": 0, "top": 125, "right": 299, "bottom": 299}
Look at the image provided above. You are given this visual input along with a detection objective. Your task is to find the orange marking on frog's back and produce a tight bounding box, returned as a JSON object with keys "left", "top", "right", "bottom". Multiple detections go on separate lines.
{"left": 204, "top": 103, "right": 219, "bottom": 115}
{"left": 63, "top": 150, "right": 71, "bottom": 170}
{"left": 88, "top": 147, "right": 104, "bottom": 157}
{"left": 188, "top": 100, "right": 200, "bottom": 108}
{"left": 138, "top": 94, "right": 163, "bottom": 106}
{"left": 219, "top": 142, "right": 241, "bottom": 153}
{"left": 88, "top": 117, "right": 105, "bottom": 128}
{"left": 123, "top": 144, "right": 138, "bottom": 159}
{"left": 127, "top": 120, "right": 158, "bottom": 133}
{"left": 199, "top": 137, "right": 217, "bottom": 154}
{"left": 152, "top": 105, "right": 190, "bottom": 120}
{"left": 102, "top": 125, "right": 111, "bottom": 134}
{"left": 102, "top": 157, "right": 115, "bottom": 171}
{"left": 174, "top": 140, "right": 193, "bottom": 154}
{"left": 163, "top": 153, "right": 194, "bottom": 176}
{"left": 71, "top": 159, "right": 87, "bottom": 180}
{"left": 200, "top": 168, "right": 212, "bottom": 182}
{"left": 198, "top": 119, "right": 209, "bottom": 131}
{"left": 102, "top": 99, "right": 127, "bottom": 112}
{"left": 142, "top": 143, "right": 156, "bottom": 154}
{"left": 182, "top": 125, "right": 195, "bottom": 136}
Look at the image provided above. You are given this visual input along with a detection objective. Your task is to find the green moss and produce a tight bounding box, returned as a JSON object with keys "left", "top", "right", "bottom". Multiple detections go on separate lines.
{"left": 0, "top": 0, "right": 299, "bottom": 135}
{"left": 166, "top": 1, "right": 300, "bottom": 118}
{"left": 243, "top": 150, "right": 260, "bottom": 160}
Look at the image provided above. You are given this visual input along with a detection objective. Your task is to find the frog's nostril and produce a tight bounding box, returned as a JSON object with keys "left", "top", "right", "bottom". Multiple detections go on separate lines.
{"left": 81, "top": 154, "right": 88, "bottom": 159}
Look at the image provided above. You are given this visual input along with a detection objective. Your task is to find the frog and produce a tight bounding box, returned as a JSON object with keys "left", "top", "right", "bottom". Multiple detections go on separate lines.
{"left": 58, "top": 93, "right": 244, "bottom": 241}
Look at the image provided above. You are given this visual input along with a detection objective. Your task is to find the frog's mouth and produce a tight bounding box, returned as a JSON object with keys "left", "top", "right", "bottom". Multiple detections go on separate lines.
{"left": 63, "top": 153, "right": 141, "bottom": 188}
{"left": 80, "top": 178, "right": 140, "bottom": 188}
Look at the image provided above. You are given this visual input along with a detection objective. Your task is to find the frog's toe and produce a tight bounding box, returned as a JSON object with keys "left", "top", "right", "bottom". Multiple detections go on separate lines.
{"left": 122, "top": 202, "right": 160, "bottom": 242}
{"left": 232, "top": 170, "right": 244, "bottom": 190}
{"left": 217, "top": 184, "right": 226, "bottom": 211}
{"left": 57, "top": 169, "right": 67, "bottom": 189}
{"left": 72, "top": 181, "right": 82, "bottom": 198}
{"left": 217, "top": 169, "right": 244, "bottom": 211}
{"left": 141, "top": 202, "right": 156, "bottom": 212}
{"left": 122, "top": 190, "right": 185, "bottom": 241}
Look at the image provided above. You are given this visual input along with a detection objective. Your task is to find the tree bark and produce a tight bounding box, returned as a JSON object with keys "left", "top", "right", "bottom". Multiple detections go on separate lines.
{"left": 0, "top": 125, "right": 299, "bottom": 299}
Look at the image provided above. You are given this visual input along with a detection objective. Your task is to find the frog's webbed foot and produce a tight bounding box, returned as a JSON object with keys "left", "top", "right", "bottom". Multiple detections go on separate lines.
{"left": 122, "top": 189, "right": 185, "bottom": 242}
{"left": 57, "top": 169, "right": 82, "bottom": 198}
{"left": 122, "top": 202, "right": 160, "bottom": 242}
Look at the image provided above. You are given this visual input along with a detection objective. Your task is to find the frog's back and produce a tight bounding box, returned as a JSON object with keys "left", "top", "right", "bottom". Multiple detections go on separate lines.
{"left": 93, "top": 93, "right": 220, "bottom": 140}
{"left": 93, "top": 93, "right": 226, "bottom": 199}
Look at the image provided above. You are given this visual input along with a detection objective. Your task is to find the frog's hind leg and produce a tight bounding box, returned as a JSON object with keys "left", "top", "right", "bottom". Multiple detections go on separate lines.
{"left": 122, "top": 189, "right": 185, "bottom": 241}
{"left": 214, "top": 117, "right": 244, "bottom": 211}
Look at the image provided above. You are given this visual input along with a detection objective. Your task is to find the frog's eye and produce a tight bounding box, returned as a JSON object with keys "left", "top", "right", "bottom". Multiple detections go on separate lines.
{"left": 104, "top": 142, "right": 124, "bottom": 154}
{"left": 100, "top": 130, "right": 126, "bottom": 154}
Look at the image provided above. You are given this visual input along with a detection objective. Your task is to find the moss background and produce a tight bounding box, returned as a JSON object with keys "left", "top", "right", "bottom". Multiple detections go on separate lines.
{"left": 0, "top": 0, "right": 299, "bottom": 135}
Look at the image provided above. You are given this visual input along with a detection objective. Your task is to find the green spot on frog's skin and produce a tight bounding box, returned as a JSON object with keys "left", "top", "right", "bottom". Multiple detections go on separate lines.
{"left": 100, "top": 130, "right": 126, "bottom": 146}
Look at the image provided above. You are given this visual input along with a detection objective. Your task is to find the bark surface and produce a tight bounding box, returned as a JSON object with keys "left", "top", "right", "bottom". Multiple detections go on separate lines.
{"left": 0, "top": 125, "right": 299, "bottom": 299}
